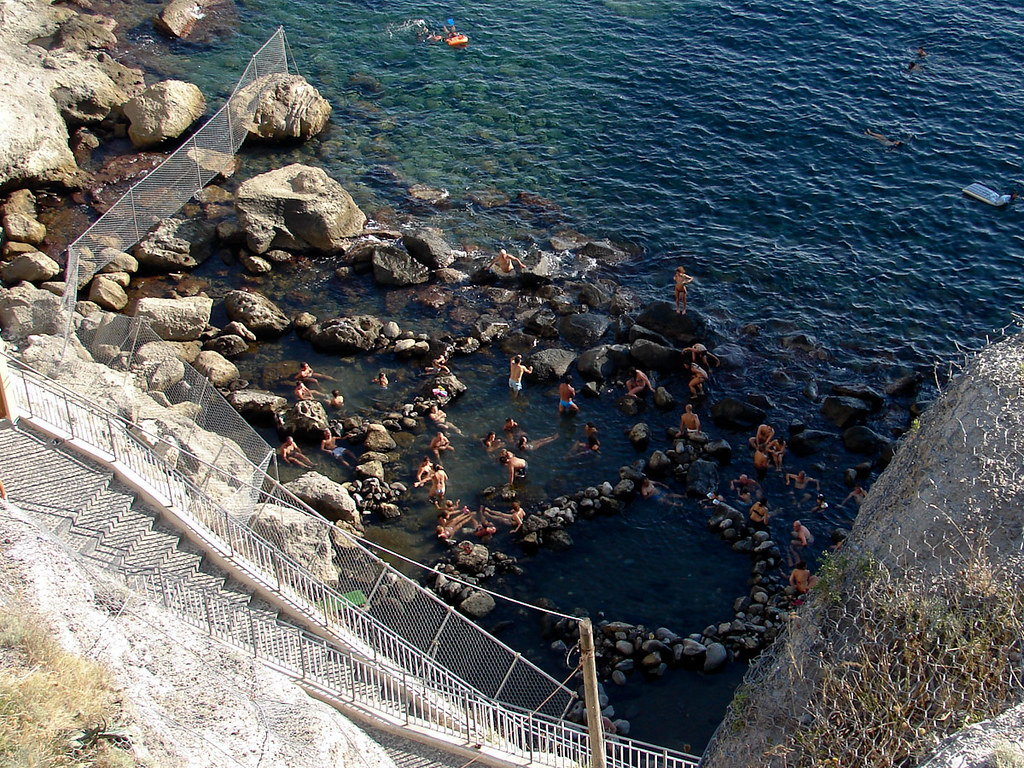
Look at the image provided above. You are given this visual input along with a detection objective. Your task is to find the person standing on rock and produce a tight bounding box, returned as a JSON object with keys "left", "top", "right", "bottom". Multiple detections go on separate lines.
{"left": 558, "top": 375, "right": 579, "bottom": 415}
{"left": 674, "top": 266, "right": 694, "bottom": 314}
{"left": 509, "top": 354, "right": 533, "bottom": 397}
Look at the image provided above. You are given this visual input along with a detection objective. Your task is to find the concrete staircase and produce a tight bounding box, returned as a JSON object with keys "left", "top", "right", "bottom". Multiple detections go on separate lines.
{"left": 0, "top": 423, "right": 287, "bottom": 630}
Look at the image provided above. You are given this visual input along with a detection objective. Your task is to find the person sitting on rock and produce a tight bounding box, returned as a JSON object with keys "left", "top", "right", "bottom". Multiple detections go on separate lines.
{"left": 789, "top": 561, "right": 818, "bottom": 596}
{"left": 482, "top": 503, "right": 525, "bottom": 533}
{"left": 436, "top": 506, "right": 475, "bottom": 542}
{"left": 677, "top": 404, "right": 701, "bottom": 437}
{"left": 489, "top": 248, "right": 525, "bottom": 276}
{"left": 766, "top": 437, "right": 786, "bottom": 470}
{"left": 320, "top": 429, "right": 354, "bottom": 467}
{"left": 748, "top": 423, "right": 775, "bottom": 452}
{"left": 294, "top": 380, "right": 315, "bottom": 402}
{"left": 413, "top": 456, "right": 433, "bottom": 487}
{"left": 625, "top": 367, "right": 654, "bottom": 398}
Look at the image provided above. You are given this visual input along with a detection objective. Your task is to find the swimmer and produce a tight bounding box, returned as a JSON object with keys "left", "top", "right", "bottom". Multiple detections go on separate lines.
{"left": 840, "top": 484, "right": 867, "bottom": 507}
{"left": 640, "top": 477, "right": 685, "bottom": 505}
{"left": 280, "top": 435, "right": 314, "bottom": 469}
{"left": 498, "top": 448, "right": 529, "bottom": 486}
{"left": 584, "top": 422, "right": 600, "bottom": 452}
{"left": 516, "top": 433, "right": 559, "bottom": 452}
{"left": 503, "top": 417, "right": 520, "bottom": 438}
{"left": 749, "top": 499, "right": 770, "bottom": 527}
{"left": 371, "top": 370, "right": 389, "bottom": 389}
{"left": 328, "top": 389, "right": 345, "bottom": 409}
{"left": 748, "top": 424, "right": 775, "bottom": 452}
{"left": 296, "top": 361, "right": 329, "bottom": 387}
{"left": 811, "top": 494, "right": 829, "bottom": 514}
{"left": 730, "top": 473, "right": 762, "bottom": 504}
{"left": 509, "top": 354, "right": 533, "bottom": 397}
{"left": 489, "top": 248, "right": 525, "bottom": 276}
{"left": 430, "top": 431, "right": 454, "bottom": 458}
{"left": 625, "top": 367, "right": 654, "bottom": 398}
{"left": 864, "top": 128, "right": 903, "bottom": 149}
{"left": 427, "top": 403, "right": 464, "bottom": 435}
{"left": 785, "top": 470, "right": 820, "bottom": 492}
{"left": 558, "top": 374, "right": 580, "bottom": 415}
{"left": 789, "top": 520, "right": 814, "bottom": 565}
{"left": 482, "top": 431, "right": 504, "bottom": 451}
{"left": 677, "top": 404, "right": 701, "bottom": 437}
{"left": 674, "top": 266, "right": 694, "bottom": 314}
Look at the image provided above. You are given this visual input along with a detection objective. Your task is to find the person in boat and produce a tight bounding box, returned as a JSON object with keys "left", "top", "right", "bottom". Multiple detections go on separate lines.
{"left": 864, "top": 129, "right": 902, "bottom": 149}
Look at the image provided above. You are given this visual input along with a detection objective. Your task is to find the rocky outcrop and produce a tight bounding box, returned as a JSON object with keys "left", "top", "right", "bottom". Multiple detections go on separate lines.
{"left": 282, "top": 471, "right": 363, "bottom": 533}
{"left": 134, "top": 218, "right": 216, "bottom": 271}
{"left": 307, "top": 315, "right": 383, "bottom": 354}
{"left": 235, "top": 164, "right": 366, "bottom": 254}
{"left": 402, "top": 228, "right": 455, "bottom": 269}
{"left": 243, "top": 74, "right": 331, "bottom": 141}
{"left": 249, "top": 502, "right": 344, "bottom": 584}
{"left": 1, "top": 251, "right": 60, "bottom": 284}
{"left": 193, "top": 349, "right": 239, "bottom": 387}
{"left": 123, "top": 80, "right": 206, "bottom": 148}
{"left": 372, "top": 245, "right": 430, "bottom": 286}
{"left": 0, "top": 281, "right": 67, "bottom": 338}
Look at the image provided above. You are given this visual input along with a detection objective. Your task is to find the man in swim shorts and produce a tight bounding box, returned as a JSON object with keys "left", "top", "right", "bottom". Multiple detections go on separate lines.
{"left": 509, "top": 354, "right": 533, "bottom": 396}
{"left": 558, "top": 374, "right": 579, "bottom": 415}
{"left": 499, "top": 448, "right": 528, "bottom": 485}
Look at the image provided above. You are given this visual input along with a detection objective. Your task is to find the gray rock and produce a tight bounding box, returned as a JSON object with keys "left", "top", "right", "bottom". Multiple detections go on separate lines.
{"left": 710, "top": 398, "right": 767, "bottom": 430}
{"left": 276, "top": 400, "right": 329, "bottom": 437}
{"left": 452, "top": 542, "right": 490, "bottom": 574}
{"left": 402, "top": 228, "right": 454, "bottom": 269}
{"left": 2, "top": 212, "right": 46, "bottom": 245}
{"left": 653, "top": 386, "right": 675, "bottom": 410}
{"left": 240, "top": 251, "right": 273, "bottom": 275}
{"left": 703, "top": 642, "right": 728, "bottom": 672}
{"left": 193, "top": 349, "right": 239, "bottom": 387}
{"left": 282, "top": 472, "right": 362, "bottom": 532}
{"left": 87, "top": 275, "right": 128, "bottom": 310}
{"left": 529, "top": 348, "right": 577, "bottom": 381}
{"left": 789, "top": 429, "right": 836, "bottom": 457}
{"left": 628, "top": 423, "right": 651, "bottom": 449}
{"left": 123, "top": 80, "right": 206, "bottom": 148}
{"left": 1, "top": 251, "right": 60, "bottom": 284}
{"left": 686, "top": 459, "right": 720, "bottom": 497}
{"left": 558, "top": 313, "right": 611, "bottom": 347}
{"left": 629, "top": 338, "right": 679, "bottom": 371}
{"left": 204, "top": 334, "right": 248, "bottom": 358}
{"left": 633, "top": 300, "right": 711, "bottom": 347}
{"left": 577, "top": 345, "right": 616, "bottom": 381}
{"left": 704, "top": 439, "right": 733, "bottom": 465}
{"left": 235, "top": 164, "right": 366, "bottom": 254}
{"left": 363, "top": 423, "right": 397, "bottom": 452}
{"left": 842, "top": 425, "right": 891, "bottom": 455}
{"left": 372, "top": 245, "right": 430, "bottom": 286}
{"left": 821, "top": 396, "right": 871, "bottom": 429}
{"left": 226, "top": 389, "right": 287, "bottom": 422}
{"left": 243, "top": 74, "right": 331, "bottom": 141}
{"left": 134, "top": 296, "right": 213, "bottom": 341}
{"left": 97, "top": 247, "right": 139, "bottom": 275}
{"left": 249, "top": 502, "right": 345, "bottom": 582}
{"left": 308, "top": 315, "right": 383, "bottom": 354}
{"left": 646, "top": 450, "right": 672, "bottom": 475}
{"left": 459, "top": 590, "right": 496, "bottom": 619}
{"left": 224, "top": 290, "right": 290, "bottom": 337}
{"left": 134, "top": 218, "right": 216, "bottom": 271}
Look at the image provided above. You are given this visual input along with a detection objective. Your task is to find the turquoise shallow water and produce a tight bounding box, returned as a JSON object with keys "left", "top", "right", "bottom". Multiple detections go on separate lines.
{"left": 115, "top": 0, "right": 1024, "bottom": 751}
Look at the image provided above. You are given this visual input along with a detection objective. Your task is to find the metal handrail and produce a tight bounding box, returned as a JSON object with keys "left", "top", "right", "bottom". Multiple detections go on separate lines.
{"left": 1, "top": 353, "right": 701, "bottom": 767}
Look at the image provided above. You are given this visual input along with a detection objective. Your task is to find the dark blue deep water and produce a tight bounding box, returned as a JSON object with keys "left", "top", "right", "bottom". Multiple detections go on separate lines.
{"left": 114, "top": 0, "right": 1024, "bottom": 752}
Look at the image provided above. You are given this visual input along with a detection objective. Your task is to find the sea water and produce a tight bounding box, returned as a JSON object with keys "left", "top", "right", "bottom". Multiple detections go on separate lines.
{"left": 111, "top": 0, "right": 1024, "bottom": 751}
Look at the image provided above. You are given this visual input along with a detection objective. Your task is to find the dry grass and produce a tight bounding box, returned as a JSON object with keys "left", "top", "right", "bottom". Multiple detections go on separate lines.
{"left": 714, "top": 549, "right": 1024, "bottom": 767}
{"left": 0, "top": 607, "right": 136, "bottom": 767}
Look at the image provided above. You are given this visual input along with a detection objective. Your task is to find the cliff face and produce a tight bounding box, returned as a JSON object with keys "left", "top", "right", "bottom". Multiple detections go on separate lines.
{"left": 701, "top": 335, "right": 1024, "bottom": 768}
{"left": 0, "top": 503, "right": 398, "bottom": 768}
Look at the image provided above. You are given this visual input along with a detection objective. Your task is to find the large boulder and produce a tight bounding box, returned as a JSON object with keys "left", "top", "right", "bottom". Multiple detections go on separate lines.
{"left": 276, "top": 400, "right": 329, "bottom": 436}
{"left": 134, "top": 296, "right": 213, "bottom": 341}
{"left": 244, "top": 74, "right": 331, "bottom": 141}
{"left": 223, "top": 290, "right": 290, "bottom": 337}
{"left": 134, "top": 218, "right": 216, "bottom": 271}
{"left": 154, "top": 0, "right": 235, "bottom": 39}
{"left": 710, "top": 398, "right": 767, "bottom": 430}
{"left": 281, "top": 472, "right": 362, "bottom": 533}
{"left": 48, "top": 49, "right": 145, "bottom": 125}
{"left": 372, "top": 245, "right": 430, "bottom": 286}
{"left": 51, "top": 13, "right": 118, "bottom": 53}
{"left": 633, "top": 301, "right": 712, "bottom": 347}
{"left": 2, "top": 212, "right": 46, "bottom": 245}
{"left": 788, "top": 428, "right": 836, "bottom": 457}
{"left": 530, "top": 348, "right": 577, "bottom": 381}
{"left": 307, "top": 315, "right": 383, "bottom": 354}
{"left": 0, "top": 282, "right": 66, "bottom": 338}
{"left": 402, "top": 228, "right": 454, "bottom": 269}
{"left": 235, "top": 164, "right": 367, "bottom": 254}
{"left": 577, "top": 345, "right": 616, "bottom": 381}
{"left": 227, "top": 389, "right": 288, "bottom": 423}
{"left": 842, "top": 425, "right": 891, "bottom": 455}
{"left": 87, "top": 274, "right": 129, "bottom": 310}
{"left": 1, "top": 251, "right": 60, "bottom": 284}
{"left": 558, "top": 313, "right": 611, "bottom": 347}
{"left": 193, "top": 349, "right": 239, "bottom": 387}
{"left": 821, "top": 396, "right": 872, "bottom": 429}
{"left": 686, "top": 459, "right": 720, "bottom": 497}
{"left": 629, "top": 338, "right": 679, "bottom": 371}
{"left": 123, "top": 80, "right": 206, "bottom": 148}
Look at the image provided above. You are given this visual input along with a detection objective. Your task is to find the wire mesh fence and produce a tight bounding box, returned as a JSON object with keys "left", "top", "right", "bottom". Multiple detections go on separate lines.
{"left": 700, "top": 333, "right": 1024, "bottom": 768}
{"left": 61, "top": 27, "right": 289, "bottom": 305}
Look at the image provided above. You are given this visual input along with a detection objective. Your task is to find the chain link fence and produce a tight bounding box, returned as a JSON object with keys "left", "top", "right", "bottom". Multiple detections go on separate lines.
{"left": 701, "top": 333, "right": 1024, "bottom": 768}
{"left": 61, "top": 27, "right": 289, "bottom": 303}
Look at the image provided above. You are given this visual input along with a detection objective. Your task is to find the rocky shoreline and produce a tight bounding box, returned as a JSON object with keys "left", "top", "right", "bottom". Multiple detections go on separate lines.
{"left": 0, "top": 0, "right": 932, "bottom": 729}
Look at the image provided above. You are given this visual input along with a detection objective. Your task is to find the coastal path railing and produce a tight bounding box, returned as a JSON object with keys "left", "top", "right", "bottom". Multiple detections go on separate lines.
{"left": 0, "top": 353, "right": 701, "bottom": 767}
